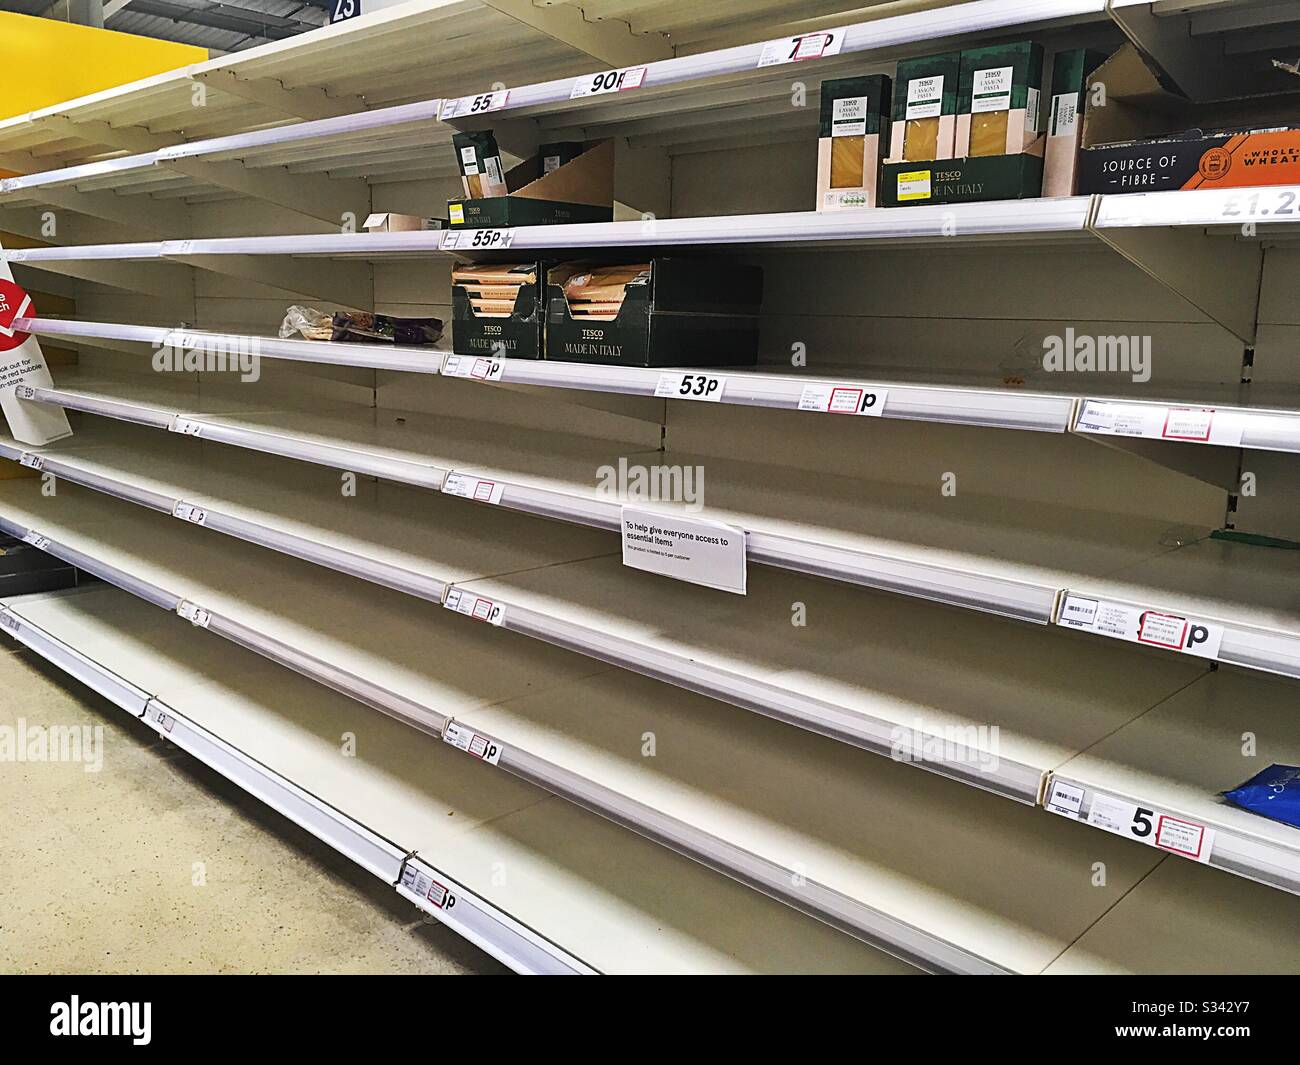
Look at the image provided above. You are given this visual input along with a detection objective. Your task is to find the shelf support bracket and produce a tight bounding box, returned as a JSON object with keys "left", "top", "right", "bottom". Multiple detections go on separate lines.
{"left": 35, "top": 115, "right": 174, "bottom": 155}
{"left": 481, "top": 0, "right": 672, "bottom": 66}
{"left": 1088, "top": 222, "right": 1262, "bottom": 345}
{"left": 155, "top": 157, "right": 370, "bottom": 229}
{"left": 1074, "top": 432, "right": 1243, "bottom": 492}
{"left": 163, "top": 252, "right": 373, "bottom": 310}
{"left": 10, "top": 257, "right": 191, "bottom": 300}
{"left": 188, "top": 70, "right": 363, "bottom": 121}
{"left": 35, "top": 186, "right": 191, "bottom": 237}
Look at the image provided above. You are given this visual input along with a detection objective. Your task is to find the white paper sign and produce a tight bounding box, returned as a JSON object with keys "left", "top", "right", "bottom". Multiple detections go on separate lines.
{"left": 797, "top": 383, "right": 887, "bottom": 416}
{"left": 620, "top": 506, "right": 747, "bottom": 594}
{"left": 655, "top": 372, "right": 725, "bottom": 402}
{"left": 757, "top": 29, "right": 845, "bottom": 67}
{"left": 570, "top": 66, "right": 646, "bottom": 98}
{"left": 442, "top": 354, "right": 505, "bottom": 382}
{"left": 21, "top": 530, "right": 50, "bottom": 551}
{"left": 0, "top": 262, "right": 73, "bottom": 447}
{"left": 442, "top": 719, "right": 503, "bottom": 765}
{"left": 1056, "top": 593, "right": 1224, "bottom": 660}
{"left": 1075, "top": 400, "right": 1244, "bottom": 447}
{"left": 1074, "top": 788, "right": 1216, "bottom": 863}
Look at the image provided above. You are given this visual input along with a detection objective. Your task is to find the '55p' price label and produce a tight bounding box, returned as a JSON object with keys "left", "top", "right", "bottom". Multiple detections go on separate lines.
{"left": 441, "top": 228, "right": 514, "bottom": 250}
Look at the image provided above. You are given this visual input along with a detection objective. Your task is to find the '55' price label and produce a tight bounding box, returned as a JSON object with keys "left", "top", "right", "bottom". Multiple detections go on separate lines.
{"left": 655, "top": 372, "right": 725, "bottom": 402}
{"left": 439, "top": 91, "right": 509, "bottom": 120}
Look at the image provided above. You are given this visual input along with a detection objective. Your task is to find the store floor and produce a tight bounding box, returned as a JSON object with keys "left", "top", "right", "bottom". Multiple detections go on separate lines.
{"left": 0, "top": 638, "right": 505, "bottom": 975}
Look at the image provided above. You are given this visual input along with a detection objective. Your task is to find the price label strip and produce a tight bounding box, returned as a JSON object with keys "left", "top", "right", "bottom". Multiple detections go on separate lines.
{"left": 655, "top": 372, "right": 726, "bottom": 402}
{"left": 570, "top": 65, "right": 646, "bottom": 99}
{"left": 172, "top": 500, "right": 208, "bottom": 525}
{"left": 1046, "top": 779, "right": 1216, "bottom": 864}
{"left": 1075, "top": 400, "right": 1245, "bottom": 447}
{"left": 442, "top": 586, "right": 506, "bottom": 626}
{"left": 797, "top": 383, "right": 887, "bottom": 416}
{"left": 18, "top": 452, "right": 43, "bottom": 470}
{"left": 442, "top": 719, "right": 503, "bottom": 765}
{"left": 1056, "top": 593, "right": 1225, "bottom": 661}
{"left": 442, "top": 355, "right": 505, "bottom": 382}
{"left": 0, "top": 608, "right": 20, "bottom": 634}
{"left": 21, "top": 530, "right": 50, "bottom": 551}
{"left": 1219, "top": 186, "right": 1300, "bottom": 222}
{"left": 168, "top": 416, "right": 203, "bottom": 437}
{"left": 441, "top": 228, "right": 514, "bottom": 250}
{"left": 441, "top": 471, "right": 504, "bottom": 505}
{"left": 176, "top": 599, "right": 211, "bottom": 628}
{"left": 439, "top": 91, "right": 509, "bottom": 120}
{"left": 757, "top": 28, "right": 845, "bottom": 67}
{"left": 398, "top": 863, "right": 458, "bottom": 910}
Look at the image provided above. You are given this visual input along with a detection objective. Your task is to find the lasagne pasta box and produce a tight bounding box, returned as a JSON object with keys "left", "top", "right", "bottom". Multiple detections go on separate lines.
{"left": 1078, "top": 43, "right": 1300, "bottom": 193}
{"left": 545, "top": 259, "right": 763, "bottom": 367}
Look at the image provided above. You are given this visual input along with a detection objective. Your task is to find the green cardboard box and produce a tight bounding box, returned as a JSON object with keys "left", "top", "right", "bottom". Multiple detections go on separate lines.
{"left": 879, "top": 153, "right": 1043, "bottom": 207}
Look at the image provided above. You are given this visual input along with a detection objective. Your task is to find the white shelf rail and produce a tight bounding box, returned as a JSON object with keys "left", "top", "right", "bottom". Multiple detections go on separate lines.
{"left": 0, "top": 513, "right": 999, "bottom": 973}
{"left": 0, "top": 599, "right": 594, "bottom": 975}
{"left": 1044, "top": 772, "right": 1300, "bottom": 896}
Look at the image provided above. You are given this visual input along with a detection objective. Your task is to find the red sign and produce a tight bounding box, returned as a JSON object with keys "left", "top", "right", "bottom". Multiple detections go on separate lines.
{"left": 0, "top": 279, "right": 32, "bottom": 353}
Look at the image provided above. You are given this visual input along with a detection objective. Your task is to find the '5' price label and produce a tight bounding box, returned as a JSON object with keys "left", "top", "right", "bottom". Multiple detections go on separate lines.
{"left": 655, "top": 372, "right": 726, "bottom": 402}
{"left": 570, "top": 65, "right": 647, "bottom": 99}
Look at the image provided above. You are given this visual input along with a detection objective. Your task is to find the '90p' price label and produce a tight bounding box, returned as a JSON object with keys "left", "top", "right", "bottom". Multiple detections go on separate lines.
{"left": 570, "top": 65, "right": 647, "bottom": 99}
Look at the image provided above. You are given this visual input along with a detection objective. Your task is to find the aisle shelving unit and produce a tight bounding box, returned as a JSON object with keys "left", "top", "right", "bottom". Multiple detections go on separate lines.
{"left": 11, "top": 373, "right": 1300, "bottom": 686}
{"left": 3, "top": 0, "right": 1300, "bottom": 974}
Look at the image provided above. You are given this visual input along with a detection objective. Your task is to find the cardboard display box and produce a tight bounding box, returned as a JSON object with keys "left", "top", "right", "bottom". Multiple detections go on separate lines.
{"left": 451, "top": 262, "right": 546, "bottom": 359}
{"left": 816, "top": 74, "right": 892, "bottom": 210}
{"left": 880, "top": 153, "right": 1043, "bottom": 207}
{"left": 362, "top": 213, "right": 447, "bottom": 232}
{"left": 544, "top": 259, "right": 763, "bottom": 367}
{"left": 448, "top": 139, "right": 615, "bottom": 228}
{"left": 1042, "top": 48, "right": 1108, "bottom": 197}
{"left": 889, "top": 51, "right": 960, "bottom": 163}
{"left": 1078, "top": 44, "right": 1300, "bottom": 194}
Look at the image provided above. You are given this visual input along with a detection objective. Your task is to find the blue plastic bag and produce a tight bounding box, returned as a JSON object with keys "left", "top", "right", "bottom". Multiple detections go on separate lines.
{"left": 1222, "top": 764, "right": 1300, "bottom": 829}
